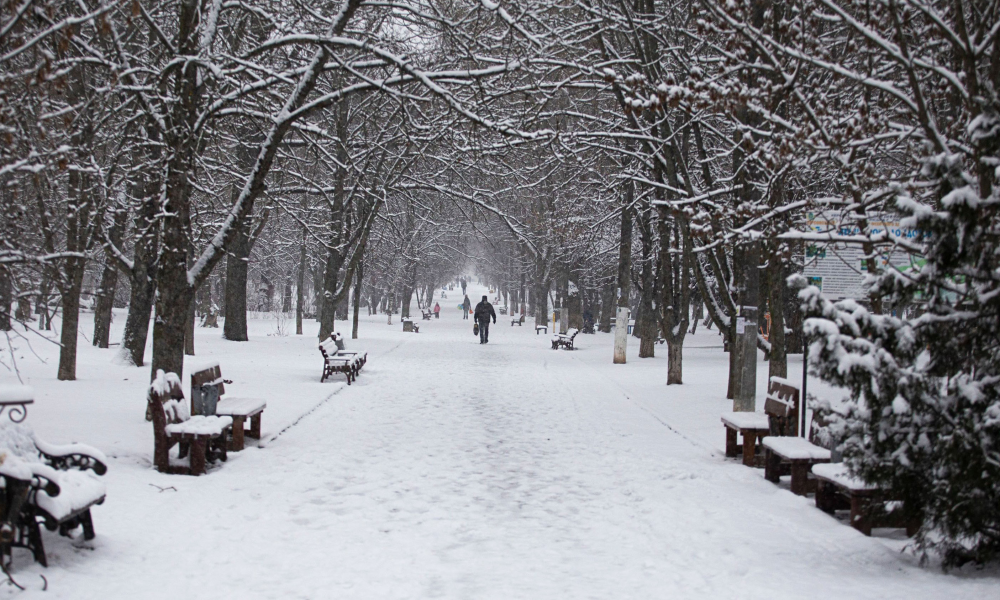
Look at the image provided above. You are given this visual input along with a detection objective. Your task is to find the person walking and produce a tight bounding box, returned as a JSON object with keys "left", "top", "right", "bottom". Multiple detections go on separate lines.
{"left": 474, "top": 295, "right": 496, "bottom": 344}
{"left": 462, "top": 295, "right": 471, "bottom": 320}
{"left": 461, "top": 278, "right": 467, "bottom": 295}
{"left": 433, "top": 302, "right": 441, "bottom": 319}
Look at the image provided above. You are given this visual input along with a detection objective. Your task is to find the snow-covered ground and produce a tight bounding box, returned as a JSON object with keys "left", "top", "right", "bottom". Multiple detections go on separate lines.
{"left": 1, "top": 283, "right": 997, "bottom": 599}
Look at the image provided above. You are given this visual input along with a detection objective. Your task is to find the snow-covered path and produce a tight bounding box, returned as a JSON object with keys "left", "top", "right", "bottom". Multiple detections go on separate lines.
{"left": 7, "top": 286, "right": 998, "bottom": 598}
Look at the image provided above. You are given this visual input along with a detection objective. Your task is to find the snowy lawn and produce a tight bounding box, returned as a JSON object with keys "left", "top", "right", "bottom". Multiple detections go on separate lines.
{"left": 1, "top": 284, "right": 997, "bottom": 599}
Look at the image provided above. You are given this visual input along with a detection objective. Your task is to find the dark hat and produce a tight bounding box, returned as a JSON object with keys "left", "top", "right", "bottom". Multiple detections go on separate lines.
{"left": 482, "top": 295, "right": 488, "bottom": 301}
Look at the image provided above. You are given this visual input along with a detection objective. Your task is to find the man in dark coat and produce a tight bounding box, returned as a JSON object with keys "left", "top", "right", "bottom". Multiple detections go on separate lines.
{"left": 473, "top": 295, "right": 496, "bottom": 344}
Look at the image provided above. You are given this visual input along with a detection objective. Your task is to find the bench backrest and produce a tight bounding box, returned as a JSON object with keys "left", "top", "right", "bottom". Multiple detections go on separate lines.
{"left": 190, "top": 365, "right": 225, "bottom": 416}
{"left": 319, "top": 338, "right": 340, "bottom": 359}
{"left": 148, "top": 370, "right": 189, "bottom": 432}
{"left": 764, "top": 377, "right": 800, "bottom": 437}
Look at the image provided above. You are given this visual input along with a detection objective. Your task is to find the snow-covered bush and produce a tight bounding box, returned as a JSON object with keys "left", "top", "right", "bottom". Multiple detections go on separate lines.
{"left": 792, "top": 146, "right": 1000, "bottom": 564}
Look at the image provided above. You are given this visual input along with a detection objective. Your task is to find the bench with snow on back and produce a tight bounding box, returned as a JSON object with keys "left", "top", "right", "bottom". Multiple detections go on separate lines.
{"left": 811, "top": 463, "right": 919, "bottom": 537}
{"left": 721, "top": 377, "right": 800, "bottom": 468}
{"left": 148, "top": 371, "right": 230, "bottom": 476}
{"left": 0, "top": 409, "right": 107, "bottom": 567}
{"left": 402, "top": 319, "right": 419, "bottom": 333}
{"left": 762, "top": 384, "right": 832, "bottom": 495}
{"left": 421, "top": 309, "right": 433, "bottom": 321}
{"left": 551, "top": 328, "right": 580, "bottom": 350}
{"left": 319, "top": 334, "right": 367, "bottom": 385}
{"left": 511, "top": 314, "right": 525, "bottom": 326}
{"left": 190, "top": 362, "right": 266, "bottom": 452}
{"left": 535, "top": 324, "right": 547, "bottom": 335}
{"left": 327, "top": 332, "right": 367, "bottom": 374}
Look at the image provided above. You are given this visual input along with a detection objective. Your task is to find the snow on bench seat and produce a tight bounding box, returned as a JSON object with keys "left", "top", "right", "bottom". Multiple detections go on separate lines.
{"left": 811, "top": 463, "right": 875, "bottom": 491}
{"left": 34, "top": 466, "right": 106, "bottom": 521}
{"left": 762, "top": 436, "right": 831, "bottom": 461}
{"left": 0, "top": 451, "right": 34, "bottom": 480}
{"left": 216, "top": 397, "right": 266, "bottom": 417}
{"left": 0, "top": 384, "right": 34, "bottom": 403}
{"left": 165, "top": 415, "right": 233, "bottom": 437}
{"left": 720, "top": 412, "right": 770, "bottom": 431}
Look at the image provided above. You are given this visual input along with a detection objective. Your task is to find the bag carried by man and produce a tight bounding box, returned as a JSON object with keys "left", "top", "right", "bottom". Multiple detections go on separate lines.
{"left": 473, "top": 323, "right": 479, "bottom": 336}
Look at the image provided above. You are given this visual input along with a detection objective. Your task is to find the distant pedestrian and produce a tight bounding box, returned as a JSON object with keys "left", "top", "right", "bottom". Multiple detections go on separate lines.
{"left": 463, "top": 295, "right": 471, "bottom": 320}
{"left": 474, "top": 295, "right": 496, "bottom": 344}
{"left": 461, "top": 278, "right": 467, "bottom": 295}
{"left": 433, "top": 302, "right": 441, "bottom": 318}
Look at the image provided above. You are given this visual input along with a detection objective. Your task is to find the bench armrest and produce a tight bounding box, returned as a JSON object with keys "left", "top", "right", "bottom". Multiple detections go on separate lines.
{"left": 32, "top": 434, "right": 108, "bottom": 476}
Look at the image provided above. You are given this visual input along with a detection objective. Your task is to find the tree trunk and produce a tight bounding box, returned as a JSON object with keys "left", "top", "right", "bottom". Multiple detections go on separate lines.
{"left": 0, "top": 267, "right": 11, "bottom": 331}
{"left": 184, "top": 295, "right": 196, "bottom": 356}
{"left": 599, "top": 282, "right": 614, "bottom": 333}
{"left": 567, "top": 279, "right": 582, "bottom": 330}
{"left": 734, "top": 243, "right": 760, "bottom": 412}
{"left": 768, "top": 244, "right": 788, "bottom": 380}
{"left": 352, "top": 261, "right": 363, "bottom": 339}
{"left": 667, "top": 341, "right": 683, "bottom": 384}
{"left": 119, "top": 270, "right": 155, "bottom": 366}
{"left": 614, "top": 188, "right": 634, "bottom": 363}
{"left": 637, "top": 205, "right": 656, "bottom": 358}
{"left": 222, "top": 217, "right": 251, "bottom": 342}
{"left": 92, "top": 261, "right": 118, "bottom": 348}
{"left": 57, "top": 257, "right": 86, "bottom": 381}
{"left": 296, "top": 227, "right": 306, "bottom": 336}
{"left": 318, "top": 247, "right": 343, "bottom": 339}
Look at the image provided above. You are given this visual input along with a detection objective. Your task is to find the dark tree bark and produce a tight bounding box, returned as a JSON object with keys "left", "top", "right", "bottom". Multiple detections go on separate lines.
{"left": 92, "top": 261, "right": 118, "bottom": 348}
{"left": 598, "top": 281, "right": 614, "bottom": 333}
{"left": 352, "top": 260, "right": 363, "bottom": 339}
{"left": 56, "top": 264, "right": 85, "bottom": 381}
{"left": 657, "top": 208, "right": 693, "bottom": 384}
{"left": 637, "top": 204, "right": 656, "bottom": 358}
{"left": 767, "top": 242, "right": 788, "bottom": 379}
{"left": 0, "top": 267, "right": 11, "bottom": 331}
{"left": 94, "top": 207, "right": 127, "bottom": 348}
{"left": 222, "top": 217, "right": 251, "bottom": 342}
{"left": 296, "top": 242, "right": 306, "bottom": 337}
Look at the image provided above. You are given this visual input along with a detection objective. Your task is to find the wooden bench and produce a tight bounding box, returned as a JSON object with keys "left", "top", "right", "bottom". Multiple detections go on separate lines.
{"left": 811, "top": 463, "right": 919, "bottom": 537}
{"left": 721, "top": 377, "right": 801, "bottom": 468}
{"left": 148, "top": 370, "right": 231, "bottom": 476}
{"left": 762, "top": 435, "right": 831, "bottom": 495}
{"left": 511, "top": 314, "right": 525, "bottom": 326}
{"left": 319, "top": 340, "right": 358, "bottom": 384}
{"left": 319, "top": 334, "right": 367, "bottom": 385}
{"left": 721, "top": 412, "right": 771, "bottom": 467}
{"left": 535, "top": 325, "right": 547, "bottom": 335}
{"left": 0, "top": 418, "right": 108, "bottom": 567}
{"left": 421, "top": 309, "right": 433, "bottom": 321}
{"left": 551, "top": 328, "right": 580, "bottom": 350}
{"left": 760, "top": 379, "right": 832, "bottom": 495}
{"left": 191, "top": 363, "right": 266, "bottom": 452}
{"left": 402, "top": 319, "right": 419, "bottom": 333}
{"left": 498, "top": 306, "right": 507, "bottom": 315}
